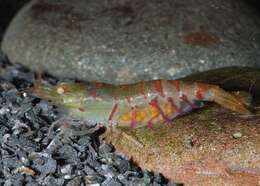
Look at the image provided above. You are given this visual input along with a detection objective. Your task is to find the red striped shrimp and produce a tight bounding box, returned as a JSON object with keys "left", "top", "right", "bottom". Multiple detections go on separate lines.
{"left": 31, "top": 80, "right": 251, "bottom": 129}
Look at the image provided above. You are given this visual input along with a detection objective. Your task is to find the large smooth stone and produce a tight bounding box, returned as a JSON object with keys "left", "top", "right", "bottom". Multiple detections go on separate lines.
{"left": 2, "top": 0, "right": 260, "bottom": 84}
{"left": 105, "top": 105, "right": 260, "bottom": 185}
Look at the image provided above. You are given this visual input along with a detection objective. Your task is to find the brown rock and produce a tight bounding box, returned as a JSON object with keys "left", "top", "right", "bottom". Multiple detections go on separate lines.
{"left": 105, "top": 104, "right": 260, "bottom": 185}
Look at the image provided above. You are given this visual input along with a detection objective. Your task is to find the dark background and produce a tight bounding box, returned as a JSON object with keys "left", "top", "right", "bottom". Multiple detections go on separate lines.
{"left": 0, "top": 0, "right": 29, "bottom": 40}
{"left": 0, "top": 0, "right": 260, "bottom": 39}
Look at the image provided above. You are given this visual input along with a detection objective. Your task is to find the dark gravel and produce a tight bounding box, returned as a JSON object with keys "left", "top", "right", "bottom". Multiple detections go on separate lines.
{"left": 0, "top": 54, "right": 181, "bottom": 185}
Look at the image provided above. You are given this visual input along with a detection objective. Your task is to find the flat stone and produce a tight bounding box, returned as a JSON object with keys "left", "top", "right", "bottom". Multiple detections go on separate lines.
{"left": 105, "top": 105, "right": 260, "bottom": 185}
{"left": 2, "top": 0, "right": 260, "bottom": 84}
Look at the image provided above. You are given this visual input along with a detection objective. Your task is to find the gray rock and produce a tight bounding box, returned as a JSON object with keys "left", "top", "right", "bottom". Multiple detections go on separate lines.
{"left": 2, "top": 0, "right": 260, "bottom": 84}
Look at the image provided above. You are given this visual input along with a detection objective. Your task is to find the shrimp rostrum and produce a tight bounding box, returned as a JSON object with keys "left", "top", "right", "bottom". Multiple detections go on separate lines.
{"left": 32, "top": 80, "right": 251, "bottom": 128}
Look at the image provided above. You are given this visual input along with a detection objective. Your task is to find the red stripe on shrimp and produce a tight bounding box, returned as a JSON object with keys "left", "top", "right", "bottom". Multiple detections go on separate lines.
{"left": 95, "top": 82, "right": 104, "bottom": 88}
{"left": 195, "top": 83, "right": 207, "bottom": 100}
{"left": 170, "top": 80, "right": 180, "bottom": 91}
{"left": 147, "top": 119, "right": 154, "bottom": 128}
{"left": 108, "top": 102, "right": 118, "bottom": 126}
{"left": 154, "top": 80, "right": 165, "bottom": 97}
{"left": 180, "top": 94, "right": 196, "bottom": 109}
{"left": 130, "top": 108, "right": 137, "bottom": 128}
{"left": 90, "top": 82, "right": 104, "bottom": 99}
{"left": 78, "top": 107, "right": 86, "bottom": 112}
{"left": 167, "top": 97, "right": 181, "bottom": 114}
{"left": 149, "top": 98, "right": 171, "bottom": 123}
{"left": 139, "top": 82, "right": 147, "bottom": 99}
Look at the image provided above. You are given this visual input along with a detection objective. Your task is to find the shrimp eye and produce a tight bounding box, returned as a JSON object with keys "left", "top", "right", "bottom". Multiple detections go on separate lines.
{"left": 57, "top": 86, "right": 65, "bottom": 95}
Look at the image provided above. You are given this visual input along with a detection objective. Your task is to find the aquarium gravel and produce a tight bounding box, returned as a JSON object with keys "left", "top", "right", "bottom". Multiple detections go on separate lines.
{"left": 0, "top": 55, "right": 182, "bottom": 186}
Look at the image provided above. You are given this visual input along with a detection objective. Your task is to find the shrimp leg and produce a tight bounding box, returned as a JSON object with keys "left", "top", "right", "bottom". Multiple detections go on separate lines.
{"left": 47, "top": 116, "right": 101, "bottom": 140}
{"left": 103, "top": 127, "right": 144, "bottom": 149}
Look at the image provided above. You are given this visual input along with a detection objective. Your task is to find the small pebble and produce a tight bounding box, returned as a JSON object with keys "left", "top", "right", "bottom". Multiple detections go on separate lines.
{"left": 99, "top": 144, "right": 113, "bottom": 154}
{"left": 66, "top": 177, "right": 81, "bottom": 186}
{"left": 233, "top": 132, "right": 242, "bottom": 139}
{"left": 101, "top": 178, "right": 122, "bottom": 186}
{"left": 61, "top": 164, "right": 73, "bottom": 174}
{"left": 13, "top": 166, "right": 35, "bottom": 176}
{"left": 64, "top": 175, "right": 73, "bottom": 180}
{"left": 183, "top": 135, "right": 194, "bottom": 149}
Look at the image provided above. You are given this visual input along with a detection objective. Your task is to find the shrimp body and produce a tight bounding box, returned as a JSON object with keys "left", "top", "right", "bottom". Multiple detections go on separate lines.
{"left": 32, "top": 80, "right": 251, "bottom": 128}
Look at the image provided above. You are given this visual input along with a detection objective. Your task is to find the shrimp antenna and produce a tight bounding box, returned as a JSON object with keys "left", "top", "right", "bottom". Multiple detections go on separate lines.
{"left": 32, "top": 70, "right": 43, "bottom": 89}
{"left": 24, "top": 70, "right": 44, "bottom": 95}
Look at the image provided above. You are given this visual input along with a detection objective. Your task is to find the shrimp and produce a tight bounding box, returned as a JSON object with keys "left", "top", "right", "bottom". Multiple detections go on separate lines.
{"left": 31, "top": 80, "right": 251, "bottom": 129}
